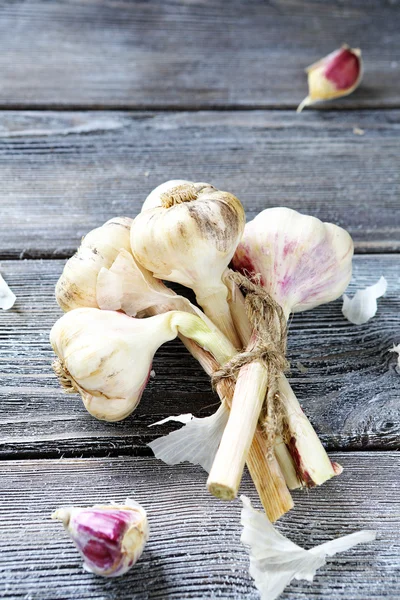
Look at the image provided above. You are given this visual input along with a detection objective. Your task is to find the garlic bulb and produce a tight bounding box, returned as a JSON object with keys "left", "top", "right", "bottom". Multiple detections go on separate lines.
{"left": 220, "top": 208, "right": 354, "bottom": 492}
{"left": 50, "top": 307, "right": 234, "bottom": 421}
{"left": 233, "top": 207, "right": 353, "bottom": 319}
{"left": 297, "top": 45, "right": 363, "bottom": 112}
{"left": 131, "top": 180, "right": 245, "bottom": 347}
{"left": 52, "top": 499, "right": 148, "bottom": 577}
{"left": 56, "top": 217, "right": 133, "bottom": 312}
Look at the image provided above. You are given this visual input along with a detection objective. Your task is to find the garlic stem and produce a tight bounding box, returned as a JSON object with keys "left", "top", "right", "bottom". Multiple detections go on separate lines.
{"left": 168, "top": 311, "right": 235, "bottom": 367}
{"left": 207, "top": 359, "right": 269, "bottom": 500}
{"left": 195, "top": 285, "right": 242, "bottom": 350}
{"left": 145, "top": 304, "right": 293, "bottom": 520}
{"left": 225, "top": 276, "right": 337, "bottom": 488}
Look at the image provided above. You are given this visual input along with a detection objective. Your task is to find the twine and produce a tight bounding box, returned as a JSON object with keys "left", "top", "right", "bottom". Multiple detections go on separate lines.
{"left": 212, "top": 272, "right": 289, "bottom": 447}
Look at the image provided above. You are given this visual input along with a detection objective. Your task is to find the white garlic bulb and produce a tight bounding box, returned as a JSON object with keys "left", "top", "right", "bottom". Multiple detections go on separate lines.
{"left": 56, "top": 217, "right": 133, "bottom": 312}
{"left": 51, "top": 308, "right": 234, "bottom": 421}
{"left": 131, "top": 180, "right": 245, "bottom": 347}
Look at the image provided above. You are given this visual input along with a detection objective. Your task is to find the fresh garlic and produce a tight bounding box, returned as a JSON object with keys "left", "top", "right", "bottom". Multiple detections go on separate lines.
{"left": 233, "top": 207, "right": 353, "bottom": 320}
{"left": 218, "top": 208, "right": 354, "bottom": 492}
{"left": 52, "top": 499, "right": 148, "bottom": 577}
{"left": 56, "top": 217, "right": 133, "bottom": 312}
{"left": 130, "top": 180, "right": 245, "bottom": 348}
{"left": 50, "top": 307, "right": 234, "bottom": 421}
{"left": 297, "top": 45, "right": 363, "bottom": 112}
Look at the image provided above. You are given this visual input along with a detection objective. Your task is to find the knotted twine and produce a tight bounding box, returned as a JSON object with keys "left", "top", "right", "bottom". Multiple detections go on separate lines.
{"left": 211, "top": 272, "right": 289, "bottom": 450}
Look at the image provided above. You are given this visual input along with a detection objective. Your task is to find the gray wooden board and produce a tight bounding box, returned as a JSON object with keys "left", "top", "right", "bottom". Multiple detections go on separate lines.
{"left": 0, "top": 453, "right": 399, "bottom": 599}
{"left": 0, "top": 1, "right": 399, "bottom": 109}
{"left": 0, "top": 110, "right": 399, "bottom": 258}
{"left": 0, "top": 255, "right": 399, "bottom": 458}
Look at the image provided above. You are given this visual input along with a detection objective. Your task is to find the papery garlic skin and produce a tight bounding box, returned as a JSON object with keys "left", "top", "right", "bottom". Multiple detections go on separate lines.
{"left": 298, "top": 45, "right": 362, "bottom": 112}
{"left": 52, "top": 499, "right": 148, "bottom": 577}
{"left": 142, "top": 179, "right": 193, "bottom": 212}
{"left": 131, "top": 180, "right": 245, "bottom": 347}
{"left": 56, "top": 217, "right": 133, "bottom": 312}
{"left": 97, "top": 249, "right": 183, "bottom": 317}
{"left": 233, "top": 207, "right": 354, "bottom": 319}
{"left": 50, "top": 308, "right": 234, "bottom": 421}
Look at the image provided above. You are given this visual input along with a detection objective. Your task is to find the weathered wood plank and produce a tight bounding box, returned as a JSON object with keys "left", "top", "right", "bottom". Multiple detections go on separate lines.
{"left": 0, "top": 110, "right": 399, "bottom": 257}
{"left": 0, "top": 453, "right": 398, "bottom": 599}
{"left": 0, "top": 0, "right": 398, "bottom": 109}
{"left": 0, "top": 255, "right": 399, "bottom": 457}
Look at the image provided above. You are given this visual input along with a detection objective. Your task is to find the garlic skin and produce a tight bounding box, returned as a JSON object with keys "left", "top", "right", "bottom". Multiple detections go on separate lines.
{"left": 50, "top": 308, "right": 234, "bottom": 421}
{"left": 56, "top": 217, "right": 133, "bottom": 312}
{"left": 96, "top": 249, "right": 182, "bottom": 317}
{"left": 297, "top": 45, "right": 362, "bottom": 112}
{"left": 131, "top": 180, "right": 245, "bottom": 346}
{"left": 233, "top": 207, "right": 354, "bottom": 319}
{"left": 52, "top": 499, "right": 148, "bottom": 577}
{"left": 141, "top": 179, "right": 193, "bottom": 212}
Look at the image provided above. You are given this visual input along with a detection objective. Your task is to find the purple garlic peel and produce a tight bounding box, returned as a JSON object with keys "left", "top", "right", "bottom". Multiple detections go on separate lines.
{"left": 52, "top": 499, "right": 149, "bottom": 577}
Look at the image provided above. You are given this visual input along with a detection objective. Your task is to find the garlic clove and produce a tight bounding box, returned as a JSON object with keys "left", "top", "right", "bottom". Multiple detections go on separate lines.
{"left": 52, "top": 499, "right": 148, "bottom": 577}
{"left": 297, "top": 45, "right": 363, "bottom": 112}
{"left": 56, "top": 217, "right": 133, "bottom": 312}
{"left": 233, "top": 207, "right": 353, "bottom": 318}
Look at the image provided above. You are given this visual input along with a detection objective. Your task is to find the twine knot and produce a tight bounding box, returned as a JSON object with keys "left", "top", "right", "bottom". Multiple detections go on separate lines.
{"left": 212, "top": 271, "right": 289, "bottom": 447}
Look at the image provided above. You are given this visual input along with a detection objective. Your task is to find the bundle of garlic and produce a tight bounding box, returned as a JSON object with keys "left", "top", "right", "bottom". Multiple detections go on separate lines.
{"left": 50, "top": 179, "right": 354, "bottom": 525}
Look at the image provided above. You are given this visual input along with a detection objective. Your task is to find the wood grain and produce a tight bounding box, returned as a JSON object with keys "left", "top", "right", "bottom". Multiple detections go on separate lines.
{"left": 0, "top": 110, "right": 399, "bottom": 258}
{"left": 0, "top": 0, "right": 399, "bottom": 109}
{"left": 0, "top": 453, "right": 398, "bottom": 599}
{"left": 0, "top": 255, "right": 398, "bottom": 458}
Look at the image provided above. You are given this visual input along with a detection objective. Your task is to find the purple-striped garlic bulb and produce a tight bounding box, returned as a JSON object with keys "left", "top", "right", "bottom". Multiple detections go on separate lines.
{"left": 233, "top": 207, "right": 354, "bottom": 320}
{"left": 52, "top": 499, "right": 148, "bottom": 577}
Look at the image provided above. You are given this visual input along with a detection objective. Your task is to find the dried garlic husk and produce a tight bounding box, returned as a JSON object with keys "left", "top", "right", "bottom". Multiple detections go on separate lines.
{"left": 130, "top": 180, "right": 245, "bottom": 348}
{"left": 342, "top": 276, "right": 387, "bottom": 325}
{"left": 56, "top": 217, "right": 132, "bottom": 311}
{"left": 52, "top": 499, "right": 148, "bottom": 577}
{"left": 297, "top": 45, "right": 363, "bottom": 112}
{"left": 0, "top": 273, "right": 16, "bottom": 310}
{"left": 148, "top": 403, "right": 230, "bottom": 473}
{"left": 241, "top": 495, "right": 376, "bottom": 600}
{"left": 225, "top": 208, "right": 354, "bottom": 490}
{"left": 50, "top": 308, "right": 234, "bottom": 421}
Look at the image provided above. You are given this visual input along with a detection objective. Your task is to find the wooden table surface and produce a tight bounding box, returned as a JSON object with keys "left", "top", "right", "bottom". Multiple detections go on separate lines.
{"left": 0, "top": 1, "right": 399, "bottom": 598}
